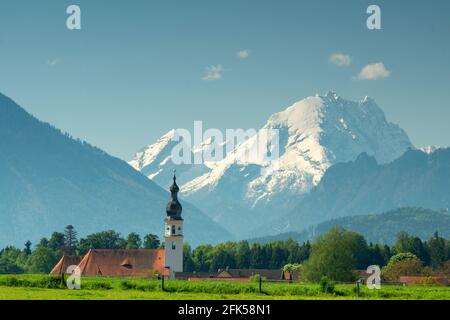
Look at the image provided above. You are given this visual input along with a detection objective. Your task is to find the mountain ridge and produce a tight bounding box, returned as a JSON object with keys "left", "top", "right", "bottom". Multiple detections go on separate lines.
{"left": 0, "top": 92, "right": 231, "bottom": 248}
{"left": 130, "top": 92, "right": 413, "bottom": 236}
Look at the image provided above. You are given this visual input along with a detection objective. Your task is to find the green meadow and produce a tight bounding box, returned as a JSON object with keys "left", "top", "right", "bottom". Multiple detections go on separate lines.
{"left": 0, "top": 275, "right": 448, "bottom": 300}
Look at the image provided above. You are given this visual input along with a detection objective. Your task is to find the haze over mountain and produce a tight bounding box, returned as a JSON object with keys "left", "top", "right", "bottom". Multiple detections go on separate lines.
{"left": 258, "top": 147, "right": 450, "bottom": 236}
{"left": 0, "top": 92, "right": 231, "bottom": 248}
{"left": 130, "top": 92, "right": 413, "bottom": 236}
{"left": 249, "top": 207, "right": 450, "bottom": 245}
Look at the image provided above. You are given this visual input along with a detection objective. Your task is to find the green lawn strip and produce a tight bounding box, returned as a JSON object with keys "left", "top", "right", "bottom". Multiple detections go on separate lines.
{"left": 0, "top": 275, "right": 448, "bottom": 300}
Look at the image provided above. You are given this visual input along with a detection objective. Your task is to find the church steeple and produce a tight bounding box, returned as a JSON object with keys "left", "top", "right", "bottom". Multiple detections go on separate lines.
{"left": 166, "top": 169, "right": 183, "bottom": 219}
{"left": 164, "top": 169, "right": 184, "bottom": 278}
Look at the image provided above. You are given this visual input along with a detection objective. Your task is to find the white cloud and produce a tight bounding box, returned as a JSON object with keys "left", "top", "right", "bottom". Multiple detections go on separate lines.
{"left": 202, "top": 64, "right": 224, "bottom": 81}
{"left": 329, "top": 53, "right": 352, "bottom": 67}
{"left": 46, "top": 58, "right": 62, "bottom": 66}
{"left": 357, "top": 62, "right": 391, "bottom": 80}
{"left": 237, "top": 49, "right": 251, "bottom": 59}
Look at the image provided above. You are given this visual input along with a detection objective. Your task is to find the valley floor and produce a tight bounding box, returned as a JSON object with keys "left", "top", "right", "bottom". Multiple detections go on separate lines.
{"left": 0, "top": 275, "right": 448, "bottom": 300}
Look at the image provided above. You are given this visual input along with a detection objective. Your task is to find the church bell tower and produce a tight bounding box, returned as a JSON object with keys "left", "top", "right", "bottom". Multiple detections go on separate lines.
{"left": 164, "top": 170, "right": 184, "bottom": 278}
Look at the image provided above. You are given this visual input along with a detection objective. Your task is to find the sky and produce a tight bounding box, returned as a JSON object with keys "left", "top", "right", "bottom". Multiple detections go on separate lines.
{"left": 0, "top": 0, "right": 449, "bottom": 160}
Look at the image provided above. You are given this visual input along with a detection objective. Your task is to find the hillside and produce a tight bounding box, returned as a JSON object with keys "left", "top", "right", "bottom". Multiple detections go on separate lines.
{"left": 255, "top": 147, "right": 450, "bottom": 236}
{"left": 250, "top": 208, "right": 450, "bottom": 245}
{"left": 0, "top": 92, "right": 231, "bottom": 247}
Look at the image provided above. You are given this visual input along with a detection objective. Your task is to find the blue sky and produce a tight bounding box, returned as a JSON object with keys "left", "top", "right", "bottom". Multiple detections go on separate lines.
{"left": 1, "top": 0, "right": 449, "bottom": 160}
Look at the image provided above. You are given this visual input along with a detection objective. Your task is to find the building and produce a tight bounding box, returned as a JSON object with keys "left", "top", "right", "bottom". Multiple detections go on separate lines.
{"left": 164, "top": 172, "right": 184, "bottom": 278}
{"left": 50, "top": 171, "right": 183, "bottom": 278}
{"left": 50, "top": 256, "right": 82, "bottom": 275}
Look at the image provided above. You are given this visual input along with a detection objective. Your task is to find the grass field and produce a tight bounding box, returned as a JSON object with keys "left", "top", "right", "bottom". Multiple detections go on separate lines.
{"left": 0, "top": 275, "right": 448, "bottom": 300}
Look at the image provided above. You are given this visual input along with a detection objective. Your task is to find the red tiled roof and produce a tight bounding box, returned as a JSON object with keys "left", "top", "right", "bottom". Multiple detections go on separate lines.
{"left": 50, "top": 256, "right": 82, "bottom": 275}
{"left": 76, "top": 249, "right": 165, "bottom": 277}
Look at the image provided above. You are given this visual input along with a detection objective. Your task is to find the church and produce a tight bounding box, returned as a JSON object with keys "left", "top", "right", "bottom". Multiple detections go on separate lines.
{"left": 50, "top": 172, "right": 184, "bottom": 279}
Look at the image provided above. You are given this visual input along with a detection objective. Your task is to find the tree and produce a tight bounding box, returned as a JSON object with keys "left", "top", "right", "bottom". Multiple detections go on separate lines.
{"left": 48, "top": 232, "right": 65, "bottom": 255}
{"left": 183, "top": 243, "right": 195, "bottom": 272}
{"left": 345, "top": 231, "right": 371, "bottom": 269}
{"left": 393, "top": 232, "right": 429, "bottom": 264}
{"left": 302, "top": 227, "right": 358, "bottom": 282}
{"left": 64, "top": 225, "right": 78, "bottom": 255}
{"left": 77, "top": 230, "right": 126, "bottom": 254}
{"left": 143, "top": 234, "right": 160, "bottom": 249}
{"left": 26, "top": 242, "right": 58, "bottom": 274}
{"left": 382, "top": 255, "right": 425, "bottom": 283}
{"left": 192, "top": 244, "right": 213, "bottom": 272}
{"left": 388, "top": 252, "right": 419, "bottom": 265}
{"left": 250, "top": 243, "right": 265, "bottom": 269}
{"left": 0, "top": 247, "right": 24, "bottom": 274}
{"left": 126, "top": 232, "right": 142, "bottom": 249}
{"left": 209, "top": 243, "right": 236, "bottom": 272}
{"left": 236, "top": 241, "right": 251, "bottom": 268}
{"left": 427, "top": 232, "right": 447, "bottom": 268}
{"left": 24, "top": 241, "right": 32, "bottom": 256}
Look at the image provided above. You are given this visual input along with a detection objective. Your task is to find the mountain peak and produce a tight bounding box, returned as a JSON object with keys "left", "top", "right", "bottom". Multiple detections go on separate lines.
{"left": 323, "top": 90, "right": 340, "bottom": 100}
{"left": 130, "top": 92, "right": 413, "bottom": 236}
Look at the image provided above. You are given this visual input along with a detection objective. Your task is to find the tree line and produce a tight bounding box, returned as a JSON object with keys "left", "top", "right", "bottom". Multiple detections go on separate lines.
{"left": 0, "top": 225, "right": 449, "bottom": 282}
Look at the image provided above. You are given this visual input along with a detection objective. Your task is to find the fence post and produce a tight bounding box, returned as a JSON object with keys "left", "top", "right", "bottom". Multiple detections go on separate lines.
{"left": 259, "top": 275, "right": 262, "bottom": 293}
{"left": 162, "top": 274, "right": 165, "bottom": 292}
{"left": 356, "top": 279, "right": 360, "bottom": 297}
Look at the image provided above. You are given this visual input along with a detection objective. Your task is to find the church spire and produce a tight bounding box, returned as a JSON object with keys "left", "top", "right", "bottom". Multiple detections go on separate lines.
{"left": 166, "top": 169, "right": 182, "bottom": 219}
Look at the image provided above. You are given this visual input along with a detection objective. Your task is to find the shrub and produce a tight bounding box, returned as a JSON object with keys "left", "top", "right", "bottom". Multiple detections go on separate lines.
{"left": 119, "top": 280, "right": 136, "bottom": 290}
{"left": 249, "top": 274, "right": 266, "bottom": 282}
{"left": 84, "top": 281, "right": 112, "bottom": 290}
{"left": 319, "top": 276, "right": 335, "bottom": 294}
{"left": 37, "top": 275, "right": 64, "bottom": 289}
{"left": 382, "top": 258, "right": 425, "bottom": 283}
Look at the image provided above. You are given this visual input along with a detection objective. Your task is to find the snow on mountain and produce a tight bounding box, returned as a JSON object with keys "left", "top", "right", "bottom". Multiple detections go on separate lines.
{"left": 130, "top": 92, "right": 413, "bottom": 236}
{"left": 129, "top": 129, "right": 212, "bottom": 188}
{"left": 419, "top": 145, "right": 442, "bottom": 154}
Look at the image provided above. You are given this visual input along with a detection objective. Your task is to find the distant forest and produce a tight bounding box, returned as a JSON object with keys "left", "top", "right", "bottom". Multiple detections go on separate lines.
{"left": 0, "top": 225, "right": 449, "bottom": 283}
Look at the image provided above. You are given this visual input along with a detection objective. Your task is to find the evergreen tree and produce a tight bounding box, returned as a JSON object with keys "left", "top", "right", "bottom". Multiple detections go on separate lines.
{"left": 64, "top": 225, "right": 78, "bottom": 255}
{"left": 24, "top": 240, "right": 32, "bottom": 256}
{"left": 236, "top": 241, "right": 251, "bottom": 268}
{"left": 183, "top": 243, "right": 195, "bottom": 272}
{"left": 428, "top": 232, "right": 447, "bottom": 268}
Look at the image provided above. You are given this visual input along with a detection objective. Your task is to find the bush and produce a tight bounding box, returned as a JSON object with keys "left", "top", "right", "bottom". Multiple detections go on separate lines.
{"left": 319, "top": 276, "right": 335, "bottom": 294}
{"left": 249, "top": 274, "right": 266, "bottom": 282}
{"left": 84, "top": 281, "right": 112, "bottom": 290}
{"left": 382, "top": 258, "right": 425, "bottom": 283}
{"left": 37, "top": 276, "right": 64, "bottom": 289}
{"left": 119, "top": 280, "right": 137, "bottom": 290}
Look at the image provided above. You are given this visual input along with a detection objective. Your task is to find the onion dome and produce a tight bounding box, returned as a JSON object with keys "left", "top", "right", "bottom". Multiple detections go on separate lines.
{"left": 166, "top": 170, "right": 183, "bottom": 219}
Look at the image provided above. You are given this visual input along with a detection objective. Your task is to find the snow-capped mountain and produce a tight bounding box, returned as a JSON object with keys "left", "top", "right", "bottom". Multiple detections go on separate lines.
{"left": 129, "top": 129, "right": 214, "bottom": 188}
{"left": 130, "top": 92, "right": 413, "bottom": 237}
